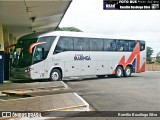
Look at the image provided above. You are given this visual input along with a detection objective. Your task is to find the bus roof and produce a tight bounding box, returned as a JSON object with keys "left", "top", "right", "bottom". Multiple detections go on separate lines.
{"left": 39, "top": 31, "right": 144, "bottom": 41}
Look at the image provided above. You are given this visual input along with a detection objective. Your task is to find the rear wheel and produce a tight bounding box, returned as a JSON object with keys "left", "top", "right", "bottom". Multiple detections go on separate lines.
{"left": 124, "top": 66, "right": 132, "bottom": 77}
{"left": 50, "top": 69, "right": 62, "bottom": 81}
{"left": 115, "top": 66, "right": 123, "bottom": 78}
{"left": 96, "top": 75, "right": 106, "bottom": 78}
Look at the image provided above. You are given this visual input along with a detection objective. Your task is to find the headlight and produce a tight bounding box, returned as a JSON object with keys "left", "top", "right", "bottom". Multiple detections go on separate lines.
{"left": 25, "top": 68, "right": 33, "bottom": 72}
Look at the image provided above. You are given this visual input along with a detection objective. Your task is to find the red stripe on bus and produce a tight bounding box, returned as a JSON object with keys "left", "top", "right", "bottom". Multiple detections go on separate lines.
{"left": 112, "top": 42, "right": 145, "bottom": 74}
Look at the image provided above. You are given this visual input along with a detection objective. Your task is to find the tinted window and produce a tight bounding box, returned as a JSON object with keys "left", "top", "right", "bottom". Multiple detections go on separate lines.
{"left": 74, "top": 37, "right": 89, "bottom": 51}
{"left": 55, "top": 37, "right": 73, "bottom": 52}
{"left": 90, "top": 38, "right": 104, "bottom": 51}
{"left": 117, "top": 40, "right": 130, "bottom": 51}
{"left": 128, "top": 40, "right": 136, "bottom": 51}
{"left": 139, "top": 41, "right": 145, "bottom": 51}
{"left": 33, "top": 36, "right": 55, "bottom": 63}
{"left": 104, "top": 39, "right": 116, "bottom": 51}
{"left": 12, "top": 38, "right": 37, "bottom": 67}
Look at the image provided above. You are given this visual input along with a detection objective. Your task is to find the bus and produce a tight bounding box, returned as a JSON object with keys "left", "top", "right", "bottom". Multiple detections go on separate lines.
{"left": 11, "top": 31, "right": 146, "bottom": 81}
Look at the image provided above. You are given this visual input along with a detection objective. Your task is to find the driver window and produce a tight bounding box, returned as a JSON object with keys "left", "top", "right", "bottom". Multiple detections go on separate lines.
{"left": 33, "top": 47, "right": 43, "bottom": 63}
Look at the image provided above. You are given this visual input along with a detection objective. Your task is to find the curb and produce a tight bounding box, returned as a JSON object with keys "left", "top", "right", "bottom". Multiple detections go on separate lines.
{"left": 0, "top": 93, "right": 90, "bottom": 118}
{"left": 61, "top": 81, "right": 68, "bottom": 89}
{"left": 49, "top": 92, "right": 89, "bottom": 111}
{"left": 74, "top": 93, "right": 90, "bottom": 111}
{"left": 1, "top": 91, "right": 34, "bottom": 97}
{"left": 0, "top": 81, "right": 69, "bottom": 97}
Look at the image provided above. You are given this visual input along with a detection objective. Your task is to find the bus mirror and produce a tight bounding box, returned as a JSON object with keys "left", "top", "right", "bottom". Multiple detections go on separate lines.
{"left": 29, "top": 42, "right": 46, "bottom": 54}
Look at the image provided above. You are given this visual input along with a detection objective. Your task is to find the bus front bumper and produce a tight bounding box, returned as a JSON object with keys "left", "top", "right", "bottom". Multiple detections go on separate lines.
{"left": 11, "top": 67, "right": 32, "bottom": 80}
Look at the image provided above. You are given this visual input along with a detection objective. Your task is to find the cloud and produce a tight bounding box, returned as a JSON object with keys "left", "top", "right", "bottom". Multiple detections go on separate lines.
{"left": 60, "top": 0, "right": 160, "bottom": 54}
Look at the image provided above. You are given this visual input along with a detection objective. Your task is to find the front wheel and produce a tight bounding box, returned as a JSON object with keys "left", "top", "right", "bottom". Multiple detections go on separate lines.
{"left": 50, "top": 69, "right": 62, "bottom": 81}
{"left": 115, "top": 66, "right": 123, "bottom": 78}
{"left": 124, "top": 66, "right": 132, "bottom": 77}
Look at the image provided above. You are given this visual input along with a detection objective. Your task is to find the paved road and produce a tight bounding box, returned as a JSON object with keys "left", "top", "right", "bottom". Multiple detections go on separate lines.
{"left": 65, "top": 72, "right": 160, "bottom": 111}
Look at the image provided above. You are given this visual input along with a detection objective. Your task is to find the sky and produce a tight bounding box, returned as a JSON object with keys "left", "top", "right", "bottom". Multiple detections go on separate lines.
{"left": 59, "top": 0, "right": 160, "bottom": 55}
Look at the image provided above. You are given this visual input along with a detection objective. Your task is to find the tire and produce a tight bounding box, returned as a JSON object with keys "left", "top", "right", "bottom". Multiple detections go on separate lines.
{"left": 50, "top": 69, "right": 62, "bottom": 81}
{"left": 96, "top": 75, "right": 106, "bottom": 78}
{"left": 115, "top": 66, "right": 123, "bottom": 78}
{"left": 124, "top": 66, "right": 132, "bottom": 77}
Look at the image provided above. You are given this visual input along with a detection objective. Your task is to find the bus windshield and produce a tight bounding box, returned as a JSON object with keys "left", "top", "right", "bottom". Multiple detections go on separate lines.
{"left": 32, "top": 36, "right": 56, "bottom": 64}
{"left": 12, "top": 36, "right": 56, "bottom": 68}
{"left": 12, "top": 38, "right": 38, "bottom": 68}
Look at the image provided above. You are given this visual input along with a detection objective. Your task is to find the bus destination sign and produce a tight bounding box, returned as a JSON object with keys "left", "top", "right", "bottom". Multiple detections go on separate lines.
{"left": 103, "top": 0, "right": 160, "bottom": 10}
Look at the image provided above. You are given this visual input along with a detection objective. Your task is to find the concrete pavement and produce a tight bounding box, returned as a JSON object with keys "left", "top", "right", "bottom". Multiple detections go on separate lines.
{"left": 0, "top": 81, "right": 67, "bottom": 91}
{"left": 0, "top": 81, "right": 68, "bottom": 97}
{"left": 0, "top": 93, "right": 89, "bottom": 111}
{"left": 0, "top": 81, "right": 90, "bottom": 119}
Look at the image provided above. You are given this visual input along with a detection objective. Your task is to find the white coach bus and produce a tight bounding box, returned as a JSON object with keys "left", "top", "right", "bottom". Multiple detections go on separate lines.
{"left": 11, "top": 31, "right": 146, "bottom": 81}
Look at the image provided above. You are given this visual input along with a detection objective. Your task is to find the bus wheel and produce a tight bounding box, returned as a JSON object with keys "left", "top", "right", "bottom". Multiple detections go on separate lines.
{"left": 50, "top": 69, "right": 62, "bottom": 81}
{"left": 115, "top": 66, "right": 123, "bottom": 78}
{"left": 124, "top": 66, "right": 132, "bottom": 77}
{"left": 96, "top": 75, "right": 106, "bottom": 78}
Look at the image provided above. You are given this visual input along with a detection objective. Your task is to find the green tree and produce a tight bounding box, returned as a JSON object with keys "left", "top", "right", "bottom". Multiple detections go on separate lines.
{"left": 156, "top": 52, "right": 160, "bottom": 63}
{"left": 147, "top": 47, "right": 154, "bottom": 63}
{"left": 56, "top": 27, "right": 82, "bottom": 32}
{"left": 157, "top": 57, "right": 160, "bottom": 63}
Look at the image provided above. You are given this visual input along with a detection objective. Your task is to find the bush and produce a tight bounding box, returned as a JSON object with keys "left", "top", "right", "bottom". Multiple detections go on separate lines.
{"left": 157, "top": 57, "right": 160, "bottom": 63}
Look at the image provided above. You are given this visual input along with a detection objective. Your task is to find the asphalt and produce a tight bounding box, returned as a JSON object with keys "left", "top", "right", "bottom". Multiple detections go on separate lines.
{"left": 0, "top": 72, "right": 159, "bottom": 119}
{"left": 63, "top": 71, "right": 160, "bottom": 113}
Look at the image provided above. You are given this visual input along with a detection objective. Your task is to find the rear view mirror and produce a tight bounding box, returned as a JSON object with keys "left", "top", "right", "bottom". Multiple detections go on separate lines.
{"left": 29, "top": 42, "right": 46, "bottom": 54}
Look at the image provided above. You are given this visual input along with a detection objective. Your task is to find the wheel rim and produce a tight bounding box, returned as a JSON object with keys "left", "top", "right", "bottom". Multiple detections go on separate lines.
{"left": 51, "top": 72, "right": 59, "bottom": 80}
{"left": 117, "top": 68, "right": 122, "bottom": 77}
{"left": 126, "top": 68, "right": 131, "bottom": 76}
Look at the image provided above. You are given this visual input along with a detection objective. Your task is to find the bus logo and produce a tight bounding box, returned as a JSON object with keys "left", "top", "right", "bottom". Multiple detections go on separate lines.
{"left": 74, "top": 54, "right": 91, "bottom": 61}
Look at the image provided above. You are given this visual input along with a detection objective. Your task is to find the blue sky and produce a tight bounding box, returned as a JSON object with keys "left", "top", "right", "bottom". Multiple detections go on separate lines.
{"left": 60, "top": 0, "right": 160, "bottom": 55}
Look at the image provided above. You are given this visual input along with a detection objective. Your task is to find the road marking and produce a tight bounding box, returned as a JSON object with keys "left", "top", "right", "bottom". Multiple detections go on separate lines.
{"left": 74, "top": 93, "right": 90, "bottom": 111}
{"left": 61, "top": 81, "right": 68, "bottom": 89}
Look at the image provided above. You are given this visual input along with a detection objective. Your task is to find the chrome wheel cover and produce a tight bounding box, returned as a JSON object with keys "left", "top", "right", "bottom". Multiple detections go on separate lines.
{"left": 117, "top": 68, "right": 122, "bottom": 77}
{"left": 51, "top": 72, "right": 59, "bottom": 80}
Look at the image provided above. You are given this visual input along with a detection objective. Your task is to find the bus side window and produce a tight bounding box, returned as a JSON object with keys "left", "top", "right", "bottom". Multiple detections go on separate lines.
{"left": 104, "top": 39, "right": 116, "bottom": 51}
{"left": 109, "top": 40, "right": 116, "bottom": 51}
{"left": 116, "top": 40, "right": 123, "bottom": 51}
{"left": 89, "top": 38, "right": 103, "bottom": 51}
{"left": 55, "top": 37, "right": 73, "bottom": 53}
{"left": 129, "top": 41, "right": 136, "bottom": 51}
{"left": 117, "top": 40, "right": 130, "bottom": 52}
{"left": 74, "top": 37, "right": 89, "bottom": 51}
{"left": 139, "top": 41, "right": 145, "bottom": 51}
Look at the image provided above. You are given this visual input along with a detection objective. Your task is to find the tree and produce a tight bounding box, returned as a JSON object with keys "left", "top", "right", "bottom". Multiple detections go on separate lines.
{"left": 157, "top": 57, "right": 160, "bottom": 63}
{"left": 56, "top": 27, "right": 82, "bottom": 32}
{"left": 146, "top": 47, "right": 154, "bottom": 63}
{"left": 156, "top": 52, "right": 160, "bottom": 63}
